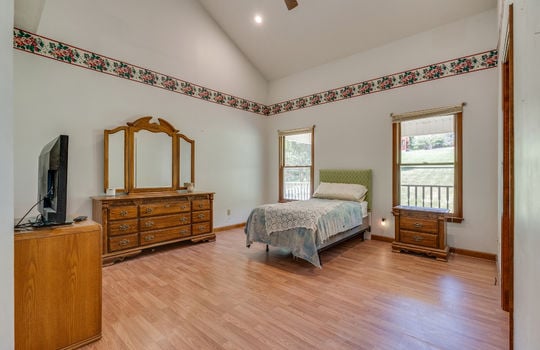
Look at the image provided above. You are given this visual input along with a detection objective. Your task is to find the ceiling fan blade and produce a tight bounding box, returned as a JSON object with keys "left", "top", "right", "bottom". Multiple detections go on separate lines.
{"left": 284, "top": 0, "right": 298, "bottom": 11}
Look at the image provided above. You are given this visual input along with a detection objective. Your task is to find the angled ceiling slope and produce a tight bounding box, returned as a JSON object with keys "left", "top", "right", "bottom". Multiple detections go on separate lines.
{"left": 14, "top": 0, "right": 46, "bottom": 32}
{"left": 14, "top": 0, "right": 497, "bottom": 82}
{"left": 197, "top": 0, "right": 496, "bottom": 80}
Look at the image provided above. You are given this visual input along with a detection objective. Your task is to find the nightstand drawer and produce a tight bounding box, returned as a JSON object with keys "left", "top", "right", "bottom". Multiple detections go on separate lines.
{"left": 400, "top": 216, "right": 438, "bottom": 234}
{"left": 400, "top": 230, "right": 438, "bottom": 248}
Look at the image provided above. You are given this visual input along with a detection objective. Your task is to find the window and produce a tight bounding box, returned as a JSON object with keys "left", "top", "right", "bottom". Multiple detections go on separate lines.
{"left": 392, "top": 105, "right": 463, "bottom": 222}
{"left": 279, "top": 126, "right": 315, "bottom": 202}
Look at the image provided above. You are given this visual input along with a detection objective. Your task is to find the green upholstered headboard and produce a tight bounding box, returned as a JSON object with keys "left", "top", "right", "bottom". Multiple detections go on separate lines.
{"left": 319, "top": 169, "right": 372, "bottom": 210}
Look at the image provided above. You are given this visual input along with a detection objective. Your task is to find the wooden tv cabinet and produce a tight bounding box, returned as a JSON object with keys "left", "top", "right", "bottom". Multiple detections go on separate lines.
{"left": 14, "top": 220, "right": 102, "bottom": 350}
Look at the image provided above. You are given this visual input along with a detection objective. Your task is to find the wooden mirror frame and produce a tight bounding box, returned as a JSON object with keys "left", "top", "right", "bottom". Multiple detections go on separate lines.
{"left": 104, "top": 126, "right": 129, "bottom": 193}
{"left": 128, "top": 117, "right": 177, "bottom": 192}
{"left": 178, "top": 133, "right": 195, "bottom": 188}
{"left": 104, "top": 116, "right": 195, "bottom": 193}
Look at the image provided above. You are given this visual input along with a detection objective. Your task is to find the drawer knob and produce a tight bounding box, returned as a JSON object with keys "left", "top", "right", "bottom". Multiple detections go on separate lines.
{"left": 165, "top": 204, "right": 171, "bottom": 208}
{"left": 180, "top": 217, "right": 188, "bottom": 223}
{"left": 198, "top": 213, "right": 205, "bottom": 219}
{"left": 145, "top": 208, "right": 153, "bottom": 214}
{"left": 198, "top": 204, "right": 204, "bottom": 208}
{"left": 180, "top": 229, "right": 188, "bottom": 234}
{"left": 120, "top": 210, "right": 128, "bottom": 217}
{"left": 119, "top": 224, "right": 130, "bottom": 231}
{"left": 144, "top": 235, "right": 155, "bottom": 241}
{"left": 414, "top": 223, "right": 423, "bottom": 228}
{"left": 413, "top": 235, "right": 423, "bottom": 242}
{"left": 181, "top": 205, "right": 187, "bottom": 209}
{"left": 145, "top": 221, "right": 154, "bottom": 227}
{"left": 199, "top": 225, "right": 206, "bottom": 230}
{"left": 119, "top": 239, "right": 130, "bottom": 246}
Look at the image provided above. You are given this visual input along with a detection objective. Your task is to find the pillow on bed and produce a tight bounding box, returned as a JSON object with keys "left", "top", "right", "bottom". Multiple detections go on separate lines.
{"left": 312, "top": 182, "right": 368, "bottom": 201}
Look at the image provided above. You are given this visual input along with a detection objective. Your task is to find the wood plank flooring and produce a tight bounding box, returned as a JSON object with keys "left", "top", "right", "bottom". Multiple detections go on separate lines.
{"left": 83, "top": 228, "right": 508, "bottom": 350}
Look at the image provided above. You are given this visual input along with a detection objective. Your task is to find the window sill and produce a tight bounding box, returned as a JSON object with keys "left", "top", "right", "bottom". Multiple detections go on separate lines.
{"left": 446, "top": 216, "right": 464, "bottom": 223}
{"left": 279, "top": 199, "right": 302, "bottom": 203}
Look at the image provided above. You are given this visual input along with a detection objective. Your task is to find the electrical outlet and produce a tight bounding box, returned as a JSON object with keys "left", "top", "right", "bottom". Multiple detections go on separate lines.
{"left": 227, "top": 209, "right": 231, "bottom": 216}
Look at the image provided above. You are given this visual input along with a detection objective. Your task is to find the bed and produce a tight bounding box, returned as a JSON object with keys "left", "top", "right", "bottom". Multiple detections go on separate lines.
{"left": 245, "top": 169, "right": 372, "bottom": 267}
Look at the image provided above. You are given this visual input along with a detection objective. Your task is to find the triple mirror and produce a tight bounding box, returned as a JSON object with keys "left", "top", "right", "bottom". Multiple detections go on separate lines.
{"left": 104, "top": 116, "right": 195, "bottom": 193}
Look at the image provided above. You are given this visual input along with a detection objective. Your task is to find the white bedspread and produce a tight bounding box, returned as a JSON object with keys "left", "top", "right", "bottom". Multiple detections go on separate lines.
{"left": 264, "top": 199, "right": 342, "bottom": 235}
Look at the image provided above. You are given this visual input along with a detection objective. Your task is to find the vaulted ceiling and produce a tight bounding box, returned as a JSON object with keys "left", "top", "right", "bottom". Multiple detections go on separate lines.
{"left": 14, "top": 0, "right": 497, "bottom": 82}
{"left": 197, "top": 0, "right": 497, "bottom": 80}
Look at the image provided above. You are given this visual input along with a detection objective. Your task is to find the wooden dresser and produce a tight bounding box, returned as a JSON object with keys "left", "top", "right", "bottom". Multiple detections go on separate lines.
{"left": 15, "top": 221, "right": 102, "bottom": 350}
{"left": 92, "top": 191, "right": 215, "bottom": 264}
{"left": 391, "top": 205, "right": 449, "bottom": 261}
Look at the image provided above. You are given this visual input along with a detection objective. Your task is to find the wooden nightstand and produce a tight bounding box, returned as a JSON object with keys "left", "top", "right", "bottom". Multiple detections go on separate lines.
{"left": 392, "top": 205, "right": 449, "bottom": 261}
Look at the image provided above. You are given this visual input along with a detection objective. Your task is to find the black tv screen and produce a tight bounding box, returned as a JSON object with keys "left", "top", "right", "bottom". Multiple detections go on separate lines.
{"left": 37, "top": 135, "right": 69, "bottom": 224}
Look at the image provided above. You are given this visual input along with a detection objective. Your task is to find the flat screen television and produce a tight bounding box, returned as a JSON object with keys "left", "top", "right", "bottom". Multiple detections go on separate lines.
{"left": 36, "top": 134, "right": 69, "bottom": 225}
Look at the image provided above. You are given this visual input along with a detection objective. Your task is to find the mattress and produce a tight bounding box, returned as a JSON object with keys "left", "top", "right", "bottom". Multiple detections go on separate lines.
{"left": 360, "top": 200, "right": 368, "bottom": 218}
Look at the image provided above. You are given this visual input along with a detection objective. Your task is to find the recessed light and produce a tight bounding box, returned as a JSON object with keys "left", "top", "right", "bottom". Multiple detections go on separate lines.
{"left": 254, "top": 14, "right": 263, "bottom": 24}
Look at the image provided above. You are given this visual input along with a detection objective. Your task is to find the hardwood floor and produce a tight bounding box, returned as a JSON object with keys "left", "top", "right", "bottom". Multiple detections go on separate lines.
{"left": 83, "top": 228, "right": 508, "bottom": 350}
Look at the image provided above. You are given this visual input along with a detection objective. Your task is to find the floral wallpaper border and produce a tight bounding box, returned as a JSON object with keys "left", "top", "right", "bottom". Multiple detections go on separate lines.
{"left": 13, "top": 28, "right": 267, "bottom": 115}
{"left": 267, "top": 50, "right": 498, "bottom": 115}
{"left": 13, "top": 28, "right": 498, "bottom": 117}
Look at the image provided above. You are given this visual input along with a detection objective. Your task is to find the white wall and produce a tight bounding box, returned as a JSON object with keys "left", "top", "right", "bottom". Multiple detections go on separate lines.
{"left": 14, "top": 2, "right": 502, "bottom": 255}
{"left": 14, "top": 0, "right": 268, "bottom": 228}
{"left": 268, "top": 9, "right": 497, "bottom": 104}
{"left": 508, "top": 0, "right": 540, "bottom": 348}
{"left": 1, "top": 0, "right": 14, "bottom": 347}
{"left": 266, "top": 9, "right": 499, "bottom": 254}
{"left": 36, "top": 0, "right": 268, "bottom": 103}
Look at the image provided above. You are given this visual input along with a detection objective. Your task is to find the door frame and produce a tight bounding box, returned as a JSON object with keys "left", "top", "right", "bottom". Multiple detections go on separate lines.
{"left": 500, "top": 3, "right": 514, "bottom": 349}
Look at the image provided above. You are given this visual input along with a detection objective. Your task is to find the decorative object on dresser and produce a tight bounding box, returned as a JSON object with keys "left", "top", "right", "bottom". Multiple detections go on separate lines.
{"left": 391, "top": 205, "right": 449, "bottom": 261}
{"left": 94, "top": 116, "right": 214, "bottom": 265}
{"left": 14, "top": 220, "right": 102, "bottom": 350}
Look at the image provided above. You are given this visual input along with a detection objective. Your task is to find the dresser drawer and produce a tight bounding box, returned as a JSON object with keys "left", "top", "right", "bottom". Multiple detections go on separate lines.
{"left": 109, "top": 205, "right": 138, "bottom": 220}
{"left": 140, "top": 225, "right": 191, "bottom": 246}
{"left": 109, "top": 233, "right": 139, "bottom": 252}
{"left": 400, "top": 230, "right": 438, "bottom": 248}
{"left": 108, "top": 219, "right": 138, "bottom": 236}
{"left": 177, "top": 213, "right": 191, "bottom": 226}
{"left": 192, "top": 199, "right": 211, "bottom": 211}
{"left": 400, "top": 216, "right": 438, "bottom": 234}
{"left": 192, "top": 210, "right": 211, "bottom": 223}
{"left": 140, "top": 214, "right": 190, "bottom": 231}
{"left": 139, "top": 200, "right": 190, "bottom": 217}
{"left": 192, "top": 222, "right": 211, "bottom": 235}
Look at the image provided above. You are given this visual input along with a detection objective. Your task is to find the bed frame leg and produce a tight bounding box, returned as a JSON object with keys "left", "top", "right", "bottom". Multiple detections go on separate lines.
{"left": 266, "top": 244, "right": 269, "bottom": 252}
{"left": 318, "top": 252, "right": 322, "bottom": 266}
